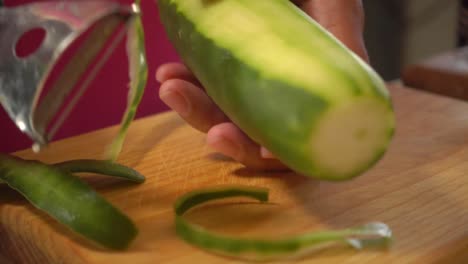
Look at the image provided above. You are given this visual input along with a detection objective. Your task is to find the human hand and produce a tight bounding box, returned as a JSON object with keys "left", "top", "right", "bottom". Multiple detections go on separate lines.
{"left": 156, "top": 0, "right": 368, "bottom": 170}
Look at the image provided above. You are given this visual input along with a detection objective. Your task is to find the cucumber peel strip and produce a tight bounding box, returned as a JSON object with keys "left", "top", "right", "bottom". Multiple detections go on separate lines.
{"left": 175, "top": 185, "right": 392, "bottom": 261}
{"left": 54, "top": 159, "right": 145, "bottom": 183}
{"left": 107, "top": 1, "right": 148, "bottom": 162}
{"left": 0, "top": 154, "right": 140, "bottom": 250}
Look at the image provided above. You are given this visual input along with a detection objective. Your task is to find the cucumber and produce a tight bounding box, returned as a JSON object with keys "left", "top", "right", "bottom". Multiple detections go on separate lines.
{"left": 157, "top": 0, "right": 395, "bottom": 180}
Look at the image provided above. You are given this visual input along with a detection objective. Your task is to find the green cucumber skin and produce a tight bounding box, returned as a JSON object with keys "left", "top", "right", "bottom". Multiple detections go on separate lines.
{"left": 0, "top": 155, "right": 137, "bottom": 250}
{"left": 157, "top": 0, "right": 394, "bottom": 180}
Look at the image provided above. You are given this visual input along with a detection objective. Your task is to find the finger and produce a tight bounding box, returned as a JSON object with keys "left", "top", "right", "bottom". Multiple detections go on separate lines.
{"left": 156, "top": 62, "right": 200, "bottom": 85}
{"left": 159, "top": 79, "right": 229, "bottom": 132}
{"left": 207, "top": 123, "right": 288, "bottom": 171}
{"left": 298, "top": 0, "right": 368, "bottom": 61}
{"left": 260, "top": 147, "right": 277, "bottom": 159}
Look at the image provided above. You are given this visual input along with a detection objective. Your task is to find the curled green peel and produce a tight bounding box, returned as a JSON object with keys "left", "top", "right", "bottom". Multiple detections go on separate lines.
{"left": 174, "top": 185, "right": 269, "bottom": 215}
{"left": 107, "top": 6, "right": 148, "bottom": 161}
{"left": 0, "top": 154, "right": 138, "bottom": 250}
{"left": 54, "top": 159, "right": 145, "bottom": 183}
{"left": 174, "top": 185, "right": 392, "bottom": 261}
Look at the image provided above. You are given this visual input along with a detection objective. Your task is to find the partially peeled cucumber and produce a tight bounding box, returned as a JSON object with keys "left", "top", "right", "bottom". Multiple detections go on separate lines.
{"left": 157, "top": 0, "right": 395, "bottom": 180}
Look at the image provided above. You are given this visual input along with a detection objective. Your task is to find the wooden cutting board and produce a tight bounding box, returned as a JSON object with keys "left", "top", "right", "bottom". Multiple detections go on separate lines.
{"left": 1, "top": 83, "right": 468, "bottom": 264}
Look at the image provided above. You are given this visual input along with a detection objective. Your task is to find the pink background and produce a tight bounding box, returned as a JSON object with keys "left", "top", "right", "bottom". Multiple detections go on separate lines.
{"left": 0, "top": 0, "right": 178, "bottom": 153}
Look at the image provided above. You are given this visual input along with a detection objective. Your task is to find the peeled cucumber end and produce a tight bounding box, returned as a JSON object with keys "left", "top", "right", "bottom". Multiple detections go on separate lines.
{"left": 306, "top": 98, "right": 395, "bottom": 180}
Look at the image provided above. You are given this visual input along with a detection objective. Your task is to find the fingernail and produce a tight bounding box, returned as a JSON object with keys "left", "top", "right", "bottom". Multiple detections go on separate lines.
{"left": 260, "top": 147, "right": 276, "bottom": 159}
{"left": 160, "top": 88, "right": 190, "bottom": 116}
{"left": 207, "top": 135, "right": 241, "bottom": 161}
{"left": 156, "top": 69, "right": 163, "bottom": 83}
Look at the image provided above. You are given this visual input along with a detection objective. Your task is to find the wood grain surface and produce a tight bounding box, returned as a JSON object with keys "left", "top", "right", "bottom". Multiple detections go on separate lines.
{"left": 1, "top": 83, "right": 468, "bottom": 263}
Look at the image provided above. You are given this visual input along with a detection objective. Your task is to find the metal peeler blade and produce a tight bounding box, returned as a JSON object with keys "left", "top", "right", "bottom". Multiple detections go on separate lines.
{"left": 0, "top": 1, "right": 137, "bottom": 151}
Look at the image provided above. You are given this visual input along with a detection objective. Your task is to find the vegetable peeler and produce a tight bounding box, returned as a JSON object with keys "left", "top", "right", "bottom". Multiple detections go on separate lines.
{"left": 0, "top": 1, "right": 137, "bottom": 151}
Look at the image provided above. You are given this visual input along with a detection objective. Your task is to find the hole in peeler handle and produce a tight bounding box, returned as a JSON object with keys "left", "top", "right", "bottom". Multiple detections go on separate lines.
{"left": 14, "top": 27, "right": 46, "bottom": 58}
